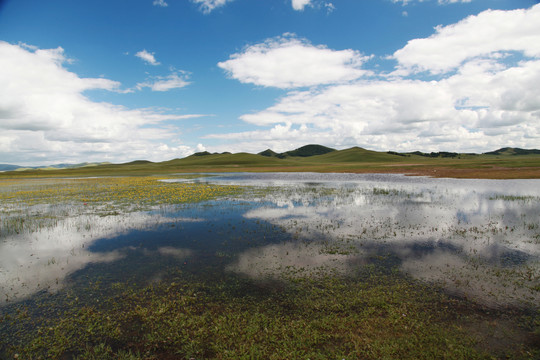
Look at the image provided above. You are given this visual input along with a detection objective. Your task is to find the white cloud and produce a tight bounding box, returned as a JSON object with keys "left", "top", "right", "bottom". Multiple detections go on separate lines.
{"left": 153, "top": 0, "right": 168, "bottom": 7}
{"left": 392, "top": 0, "right": 471, "bottom": 5}
{"left": 195, "top": 143, "right": 206, "bottom": 152}
{"left": 191, "top": 0, "right": 234, "bottom": 14}
{"left": 437, "top": 0, "right": 471, "bottom": 3}
{"left": 0, "top": 41, "right": 200, "bottom": 165}
{"left": 393, "top": 5, "right": 540, "bottom": 75}
{"left": 325, "top": 2, "right": 335, "bottom": 13}
{"left": 211, "top": 5, "right": 540, "bottom": 153}
{"left": 135, "top": 49, "right": 160, "bottom": 65}
{"left": 136, "top": 72, "right": 191, "bottom": 91}
{"left": 292, "top": 0, "right": 312, "bottom": 11}
{"left": 218, "top": 34, "right": 371, "bottom": 89}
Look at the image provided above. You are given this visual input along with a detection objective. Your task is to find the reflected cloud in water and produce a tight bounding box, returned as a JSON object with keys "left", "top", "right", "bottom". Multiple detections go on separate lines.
{"left": 227, "top": 242, "right": 357, "bottom": 279}
{"left": 220, "top": 174, "right": 540, "bottom": 308}
{"left": 3, "top": 173, "right": 539, "bottom": 309}
{"left": 0, "top": 212, "right": 195, "bottom": 304}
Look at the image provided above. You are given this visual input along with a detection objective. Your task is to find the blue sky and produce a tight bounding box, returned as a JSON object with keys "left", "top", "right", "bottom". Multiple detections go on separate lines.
{"left": 0, "top": 0, "right": 539, "bottom": 165}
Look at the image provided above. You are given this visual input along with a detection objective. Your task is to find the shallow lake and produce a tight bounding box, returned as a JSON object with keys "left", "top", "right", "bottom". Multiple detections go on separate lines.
{"left": 1, "top": 173, "right": 539, "bottom": 357}
{"left": 167, "top": 173, "right": 540, "bottom": 308}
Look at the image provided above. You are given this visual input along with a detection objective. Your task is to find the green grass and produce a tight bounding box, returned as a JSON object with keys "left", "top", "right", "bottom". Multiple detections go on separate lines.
{"left": 3, "top": 266, "right": 519, "bottom": 360}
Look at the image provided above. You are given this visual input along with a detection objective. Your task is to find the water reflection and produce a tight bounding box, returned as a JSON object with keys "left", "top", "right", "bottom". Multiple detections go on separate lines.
{"left": 210, "top": 173, "right": 540, "bottom": 308}
{"left": 0, "top": 212, "right": 195, "bottom": 303}
{"left": 3, "top": 173, "right": 539, "bottom": 310}
{"left": 227, "top": 242, "right": 356, "bottom": 279}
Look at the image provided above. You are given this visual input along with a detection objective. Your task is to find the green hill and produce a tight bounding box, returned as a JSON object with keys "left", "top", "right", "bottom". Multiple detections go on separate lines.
{"left": 164, "top": 152, "right": 288, "bottom": 168}
{"left": 281, "top": 144, "right": 336, "bottom": 158}
{"left": 484, "top": 147, "right": 540, "bottom": 156}
{"left": 259, "top": 144, "right": 336, "bottom": 159}
{"left": 124, "top": 160, "right": 154, "bottom": 165}
{"left": 258, "top": 149, "right": 279, "bottom": 157}
{"left": 303, "top": 147, "right": 406, "bottom": 163}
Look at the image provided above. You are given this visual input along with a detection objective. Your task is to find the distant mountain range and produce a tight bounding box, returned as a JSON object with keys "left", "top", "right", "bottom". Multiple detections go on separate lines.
{"left": 193, "top": 144, "right": 540, "bottom": 160}
{"left": 2, "top": 146, "right": 540, "bottom": 172}
{"left": 0, "top": 162, "right": 110, "bottom": 172}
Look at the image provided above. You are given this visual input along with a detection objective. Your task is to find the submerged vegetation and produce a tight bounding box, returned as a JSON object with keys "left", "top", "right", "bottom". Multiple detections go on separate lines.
{"left": 2, "top": 267, "right": 512, "bottom": 360}
{"left": 1, "top": 174, "right": 539, "bottom": 359}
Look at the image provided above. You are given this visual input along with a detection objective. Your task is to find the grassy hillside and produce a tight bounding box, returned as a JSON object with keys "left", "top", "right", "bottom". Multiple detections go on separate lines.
{"left": 484, "top": 147, "right": 540, "bottom": 156}
{"left": 281, "top": 144, "right": 336, "bottom": 158}
{"left": 303, "top": 147, "right": 405, "bottom": 163}
{"left": 259, "top": 144, "right": 336, "bottom": 158}
{"left": 2, "top": 145, "right": 540, "bottom": 179}
{"left": 164, "top": 152, "right": 290, "bottom": 168}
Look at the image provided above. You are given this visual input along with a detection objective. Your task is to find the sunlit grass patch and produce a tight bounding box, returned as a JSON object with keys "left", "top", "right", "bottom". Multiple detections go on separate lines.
{"left": 0, "top": 176, "right": 240, "bottom": 207}
{"left": 0, "top": 176, "right": 241, "bottom": 237}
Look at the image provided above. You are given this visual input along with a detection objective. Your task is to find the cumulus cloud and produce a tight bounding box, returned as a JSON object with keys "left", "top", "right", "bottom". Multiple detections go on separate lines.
{"left": 153, "top": 0, "right": 168, "bottom": 7}
{"left": 0, "top": 41, "right": 201, "bottom": 165}
{"left": 218, "top": 34, "right": 371, "bottom": 88}
{"left": 292, "top": 0, "right": 312, "bottom": 11}
{"left": 211, "top": 4, "right": 540, "bottom": 153}
{"left": 195, "top": 143, "right": 207, "bottom": 152}
{"left": 136, "top": 71, "right": 191, "bottom": 91}
{"left": 191, "top": 0, "right": 234, "bottom": 14}
{"left": 393, "top": 5, "right": 540, "bottom": 75}
{"left": 437, "top": 0, "right": 471, "bottom": 3}
{"left": 135, "top": 49, "right": 160, "bottom": 65}
{"left": 392, "top": 0, "right": 471, "bottom": 5}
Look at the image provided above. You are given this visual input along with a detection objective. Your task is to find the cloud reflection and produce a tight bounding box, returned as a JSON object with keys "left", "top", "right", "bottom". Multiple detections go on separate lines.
{"left": 233, "top": 176, "right": 540, "bottom": 308}
{"left": 0, "top": 212, "right": 188, "bottom": 304}
{"left": 227, "top": 242, "right": 356, "bottom": 279}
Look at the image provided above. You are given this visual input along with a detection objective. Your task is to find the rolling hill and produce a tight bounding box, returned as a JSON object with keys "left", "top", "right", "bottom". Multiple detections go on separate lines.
{"left": 303, "top": 147, "right": 405, "bottom": 163}
{"left": 259, "top": 144, "right": 336, "bottom": 158}
{"left": 2, "top": 145, "right": 540, "bottom": 179}
{"left": 484, "top": 147, "right": 540, "bottom": 156}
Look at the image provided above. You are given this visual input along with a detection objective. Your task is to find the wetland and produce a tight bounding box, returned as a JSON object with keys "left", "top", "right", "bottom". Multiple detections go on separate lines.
{"left": 1, "top": 173, "right": 539, "bottom": 359}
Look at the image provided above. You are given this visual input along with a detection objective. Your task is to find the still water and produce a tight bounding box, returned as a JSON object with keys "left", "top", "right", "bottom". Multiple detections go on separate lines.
{"left": 1, "top": 173, "right": 539, "bottom": 309}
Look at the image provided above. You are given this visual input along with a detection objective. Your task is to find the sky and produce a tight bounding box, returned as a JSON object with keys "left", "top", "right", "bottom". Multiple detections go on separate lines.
{"left": 0, "top": 0, "right": 539, "bottom": 166}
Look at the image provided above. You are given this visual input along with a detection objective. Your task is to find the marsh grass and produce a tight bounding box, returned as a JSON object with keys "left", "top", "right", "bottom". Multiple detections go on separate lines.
{"left": 0, "top": 176, "right": 240, "bottom": 237}
{"left": 2, "top": 264, "right": 527, "bottom": 359}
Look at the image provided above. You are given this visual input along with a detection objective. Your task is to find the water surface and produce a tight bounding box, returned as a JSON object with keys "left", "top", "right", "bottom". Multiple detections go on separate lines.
{"left": 2, "top": 173, "right": 539, "bottom": 309}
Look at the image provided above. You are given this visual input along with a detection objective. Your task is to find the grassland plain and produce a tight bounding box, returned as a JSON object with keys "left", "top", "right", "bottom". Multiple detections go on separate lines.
{"left": 1, "top": 175, "right": 539, "bottom": 359}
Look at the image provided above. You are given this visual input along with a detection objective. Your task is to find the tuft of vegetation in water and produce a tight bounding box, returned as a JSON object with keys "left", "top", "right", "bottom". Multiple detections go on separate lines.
{"left": 489, "top": 194, "right": 539, "bottom": 202}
